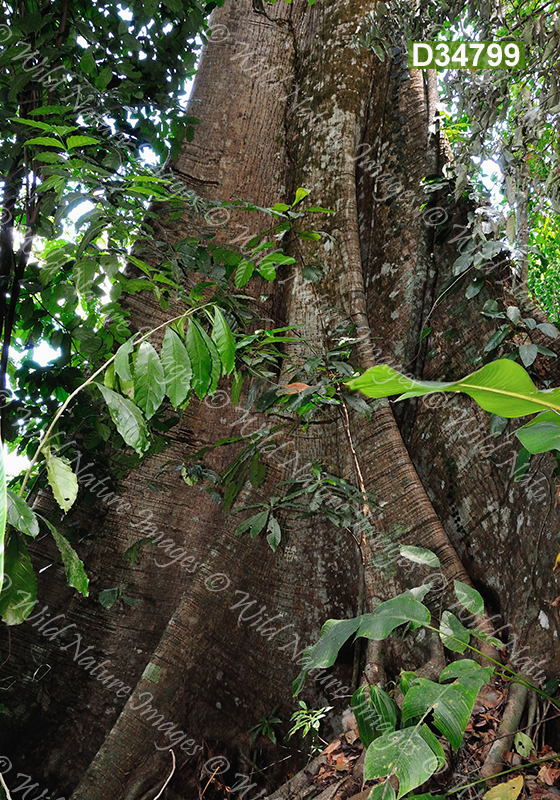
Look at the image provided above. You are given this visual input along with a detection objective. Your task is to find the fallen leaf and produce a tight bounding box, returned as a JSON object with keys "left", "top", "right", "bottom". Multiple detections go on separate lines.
{"left": 333, "top": 754, "right": 350, "bottom": 771}
{"left": 538, "top": 767, "right": 560, "bottom": 786}
{"left": 483, "top": 775, "right": 524, "bottom": 800}
{"left": 322, "top": 739, "right": 342, "bottom": 756}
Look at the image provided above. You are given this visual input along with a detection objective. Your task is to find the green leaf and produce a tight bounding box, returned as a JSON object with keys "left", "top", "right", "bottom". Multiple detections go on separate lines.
{"left": 259, "top": 261, "right": 276, "bottom": 281}
{"left": 95, "top": 65, "right": 113, "bottom": 90}
{"left": 6, "top": 489, "right": 39, "bottom": 538}
{"left": 517, "top": 414, "right": 560, "bottom": 454}
{"left": 212, "top": 307, "right": 236, "bottom": 374}
{"left": 134, "top": 342, "right": 165, "bottom": 419}
{"left": 453, "top": 580, "right": 484, "bottom": 616}
{"left": 0, "top": 535, "right": 37, "bottom": 625}
{"left": 39, "top": 516, "right": 89, "bottom": 596}
{"left": 99, "top": 588, "right": 119, "bottom": 608}
{"left": 98, "top": 384, "right": 150, "bottom": 454}
{"left": 192, "top": 318, "right": 221, "bottom": 395}
{"left": 234, "top": 259, "right": 254, "bottom": 288}
{"left": 402, "top": 660, "right": 493, "bottom": 750}
{"left": 537, "top": 323, "right": 558, "bottom": 339}
{"left": 483, "top": 325, "right": 509, "bottom": 354}
{"left": 514, "top": 447, "right": 531, "bottom": 480}
{"left": 363, "top": 726, "right": 442, "bottom": 798}
{"left": 235, "top": 510, "right": 269, "bottom": 538}
{"left": 292, "top": 187, "right": 310, "bottom": 206}
{"left": 266, "top": 515, "right": 281, "bottom": 552}
{"left": 161, "top": 327, "right": 192, "bottom": 407}
{"left": 249, "top": 452, "right": 266, "bottom": 488}
{"left": 514, "top": 731, "right": 535, "bottom": 757}
{"left": 25, "top": 136, "right": 64, "bottom": 149}
{"left": 518, "top": 343, "right": 538, "bottom": 367}
{"left": 439, "top": 610, "right": 470, "bottom": 653}
{"left": 80, "top": 47, "right": 95, "bottom": 74}
{"left": 45, "top": 448, "right": 79, "bottom": 512}
{"left": 232, "top": 371, "right": 243, "bottom": 406}
{"left": 114, "top": 336, "right": 136, "bottom": 382}
{"left": 185, "top": 319, "right": 212, "bottom": 399}
{"left": 352, "top": 685, "right": 397, "bottom": 747}
{"left": 346, "top": 359, "right": 560, "bottom": 418}
{"left": 357, "top": 596, "right": 430, "bottom": 640}
{"left": 66, "top": 135, "right": 98, "bottom": 149}
{"left": 368, "top": 782, "right": 396, "bottom": 800}
{"left": 399, "top": 545, "right": 440, "bottom": 568}
{"left": 489, "top": 414, "right": 508, "bottom": 436}
{"left": 294, "top": 617, "right": 362, "bottom": 694}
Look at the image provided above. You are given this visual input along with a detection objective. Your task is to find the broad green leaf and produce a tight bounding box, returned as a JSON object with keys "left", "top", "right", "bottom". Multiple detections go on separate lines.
{"left": 402, "top": 661, "right": 492, "bottom": 750}
{"left": 185, "top": 319, "right": 212, "bottom": 399}
{"left": 292, "top": 187, "right": 310, "bottom": 206}
{"left": 212, "top": 307, "right": 236, "bottom": 375}
{"left": 249, "top": 452, "right": 266, "bottom": 487}
{"left": 0, "top": 534, "right": 37, "bottom": 625}
{"left": 352, "top": 685, "right": 397, "bottom": 747}
{"left": 98, "top": 384, "right": 150, "bottom": 454}
{"left": 369, "top": 782, "right": 396, "bottom": 800}
{"left": 99, "top": 588, "right": 119, "bottom": 608}
{"left": 80, "top": 47, "right": 95, "bottom": 74}
{"left": 294, "top": 617, "right": 362, "bottom": 694}
{"left": 45, "top": 448, "right": 78, "bottom": 512}
{"left": 519, "top": 343, "right": 538, "bottom": 367}
{"left": 7, "top": 489, "right": 39, "bottom": 538}
{"left": 399, "top": 545, "right": 440, "bottom": 568}
{"left": 0, "top": 448, "right": 5, "bottom": 594}
{"left": 363, "top": 726, "right": 442, "bottom": 798}
{"left": 25, "top": 136, "right": 64, "bottom": 148}
{"left": 191, "top": 318, "right": 221, "bottom": 395}
{"left": 403, "top": 584, "right": 433, "bottom": 602}
{"left": 347, "top": 359, "right": 560, "bottom": 418}
{"left": 134, "top": 342, "right": 165, "bottom": 419}
{"left": 537, "top": 322, "right": 559, "bottom": 339}
{"left": 357, "top": 596, "right": 430, "bottom": 640}
{"left": 439, "top": 611, "right": 470, "bottom": 653}
{"left": 259, "top": 262, "right": 276, "bottom": 281}
{"left": 235, "top": 510, "right": 269, "bottom": 538}
{"left": 66, "top": 135, "right": 98, "bottom": 149}
{"left": 234, "top": 259, "right": 254, "bottom": 288}
{"left": 266, "top": 516, "right": 281, "bottom": 552}
{"left": 39, "top": 516, "right": 89, "bottom": 596}
{"left": 453, "top": 580, "right": 484, "bottom": 616}
{"left": 483, "top": 776, "right": 524, "bottom": 800}
{"left": 514, "top": 731, "right": 535, "bottom": 757}
{"left": 114, "top": 335, "right": 136, "bottom": 382}
{"left": 517, "top": 411, "right": 560, "bottom": 454}
{"left": 161, "top": 327, "right": 192, "bottom": 407}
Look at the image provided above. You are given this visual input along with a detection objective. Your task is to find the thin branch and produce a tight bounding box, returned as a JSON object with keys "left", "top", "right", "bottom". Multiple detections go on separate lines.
{"left": 19, "top": 305, "right": 208, "bottom": 496}
{"left": 0, "top": 771, "right": 12, "bottom": 800}
{"left": 153, "top": 750, "right": 176, "bottom": 800}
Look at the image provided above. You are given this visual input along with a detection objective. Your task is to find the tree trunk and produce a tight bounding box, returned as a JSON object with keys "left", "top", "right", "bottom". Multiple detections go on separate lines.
{"left": 2, "top": 1, "right": 560, "bottom": 798}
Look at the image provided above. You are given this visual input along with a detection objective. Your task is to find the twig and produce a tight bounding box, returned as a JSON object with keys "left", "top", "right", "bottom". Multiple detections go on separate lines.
{"left": 0, "top": 771, "right": 12, "bottom": 799}
{"left": 153, "top": 750, "right": 176, "bottom": 800}
{"left": 200, "top": 767, "right": 220, "bottom": 797}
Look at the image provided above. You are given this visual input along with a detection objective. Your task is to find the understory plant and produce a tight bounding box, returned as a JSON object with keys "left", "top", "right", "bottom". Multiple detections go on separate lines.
{"left": 295, "top": 567, "right": 558, "bottom": 800}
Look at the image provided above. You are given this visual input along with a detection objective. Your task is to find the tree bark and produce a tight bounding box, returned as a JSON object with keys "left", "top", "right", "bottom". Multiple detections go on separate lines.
{"left": 1, "top": 1, "right": 560, "bottom": 798}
